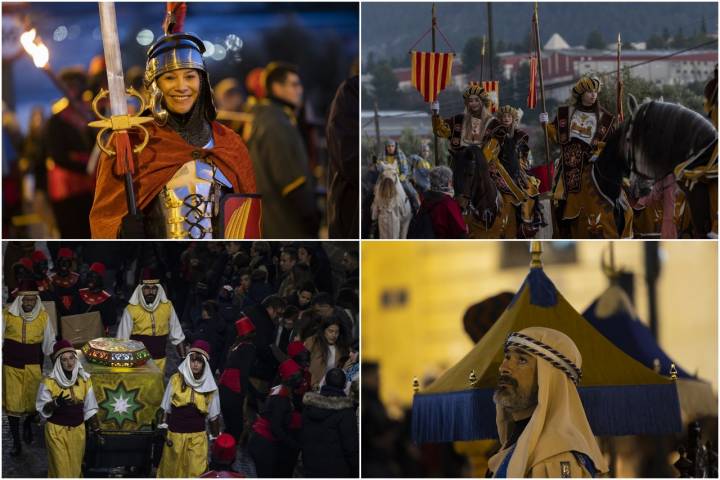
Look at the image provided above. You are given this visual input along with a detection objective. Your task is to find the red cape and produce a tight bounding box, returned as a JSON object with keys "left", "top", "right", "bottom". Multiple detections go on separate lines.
{"left": 90, "top": 121, "right": 256, "bottom": 238}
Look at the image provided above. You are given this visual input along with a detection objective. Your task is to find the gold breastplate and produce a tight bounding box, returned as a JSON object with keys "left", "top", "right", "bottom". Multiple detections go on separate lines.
{"left": 148, "top": 159, "right": 233, "bottom": 239}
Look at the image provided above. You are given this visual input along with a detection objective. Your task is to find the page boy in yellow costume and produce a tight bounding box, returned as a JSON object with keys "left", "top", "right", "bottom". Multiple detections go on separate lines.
{"left": 3, "top": 291, "right": 55, "bottom": 456}
{"left": 36, "top": 339, "right": 100, "bottom": 477}
{"left": 157, "top": 340, "right": 221, "bottom": 478}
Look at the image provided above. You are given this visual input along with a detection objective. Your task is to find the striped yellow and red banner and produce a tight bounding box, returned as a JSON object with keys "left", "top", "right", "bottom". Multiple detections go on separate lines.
{"left": 482, "top": 80, "right": 500, "bottom": 113}
{"left": 410, "top": 51, "right": 454, "bottom": 103}
{"left": 527, "top": 54, "right": 538, "bottom": 109}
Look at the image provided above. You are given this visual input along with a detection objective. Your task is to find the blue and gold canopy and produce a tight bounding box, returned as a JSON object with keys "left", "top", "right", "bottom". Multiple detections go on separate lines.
{"left": 411, "top": 263, "right": 682, "bottom": 443}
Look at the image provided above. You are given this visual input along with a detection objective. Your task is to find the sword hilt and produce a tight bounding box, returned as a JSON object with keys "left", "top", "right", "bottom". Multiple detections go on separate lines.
{"left": 88, "top": 86, "right": 154, "bottom": 157}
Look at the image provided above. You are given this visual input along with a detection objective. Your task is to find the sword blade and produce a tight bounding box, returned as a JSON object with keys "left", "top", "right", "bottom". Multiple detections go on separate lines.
{"left": 98, "top": 2, "right": 127, "bottom": 117}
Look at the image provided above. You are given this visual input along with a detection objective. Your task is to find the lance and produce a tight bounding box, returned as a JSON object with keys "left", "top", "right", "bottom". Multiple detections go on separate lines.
{"left": 533, "top": 3, "right": 551, "bottom": 174}
{"left": 616, "top": 33, "right": 624, "bottom": 126}
{"left": 431, "top": 3, "right": 440, "bottom": 166}
{"left": 89, "top": 2, "right": 153, "bottom": 217}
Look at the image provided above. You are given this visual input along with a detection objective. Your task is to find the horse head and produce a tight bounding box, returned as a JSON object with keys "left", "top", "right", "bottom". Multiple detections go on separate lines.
{"left": 451, "top": 145, "right": 499, "bottom": 219}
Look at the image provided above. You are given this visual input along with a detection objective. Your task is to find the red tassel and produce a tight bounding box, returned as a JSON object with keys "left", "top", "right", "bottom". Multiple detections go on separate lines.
{"left": 114, "top": 131, "right": 135, "bottom": 175}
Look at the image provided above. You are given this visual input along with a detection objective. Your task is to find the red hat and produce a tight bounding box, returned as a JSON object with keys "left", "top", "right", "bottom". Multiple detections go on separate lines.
{"left": 89, "top": 262, "right": 106, "bottom": 276}
{"left": 211, "top": 433, "right": 236, "bottom": 464}
{"left": 278, "top": 359, "right": 301, "bottom": 381}
{"left": 31, "top": 250, "right": 47, "bottom": 263}
{"left": 287, "top": 341, "right": 307, "bottom": 358}
{"left": 235, "top": 317, "right": 255, "bottom": 337}
{"left": 16, "top": 258, "right": 33, "bottom": 270}
{"left": 52, "top": 339, "right": 75, "bottom": 361}
{"left": 189, "top": 340, "right": 211, "bottom": 359}
{"left": 57, "top": 247, "right": 74, "bottom": 259}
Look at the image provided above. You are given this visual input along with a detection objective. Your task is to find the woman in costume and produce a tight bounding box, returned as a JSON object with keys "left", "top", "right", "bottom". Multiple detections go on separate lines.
{"left": 90, "top": 4, "right": 258, "bottom": 239}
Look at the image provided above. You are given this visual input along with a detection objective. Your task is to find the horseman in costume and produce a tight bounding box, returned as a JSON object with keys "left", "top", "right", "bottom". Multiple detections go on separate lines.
{"left": 116, "top": 278, "right": 186, "bottom": 373}
{"left": 433, "top": 84, "right": 542, "bottom": 238}
{"left": 36, "top": 339, "right": 101, "bottom": 478}
{"left": 487, "top": 105, "right": 545, "bottom": 238}
{"left": 542, "top": 75, "right": 632, "bottom": 238}
{"left": 379, "top": 139, "right": 420, "bottom": 213}
{"left": 2, "top": 291, "right": 55, "bottom": 456}
{"left": 487, "top": 327, "right": 608, "bottom": 477}
{"left": 90, "top": 4, "right": 258, "bottom": 239}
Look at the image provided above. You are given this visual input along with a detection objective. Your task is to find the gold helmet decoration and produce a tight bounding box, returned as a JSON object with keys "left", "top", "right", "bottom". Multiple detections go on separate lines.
{"left": 463, "top": 81, "right": 492, "bottom": 106}
{"left": 572, "top": 75, "right": 602, "bottom": 96}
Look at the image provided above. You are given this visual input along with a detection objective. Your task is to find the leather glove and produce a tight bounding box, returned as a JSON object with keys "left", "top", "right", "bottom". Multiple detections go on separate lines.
{"left": 119, "top": 213, "right": 146, "bottom": 239}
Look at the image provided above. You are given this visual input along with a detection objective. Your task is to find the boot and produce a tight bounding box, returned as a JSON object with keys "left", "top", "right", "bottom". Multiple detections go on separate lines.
{"left": 9, "top": 416, "right": 22, "bottom": 456}
{"left": 22, "top": 414, "right": 34, "bottom": 444}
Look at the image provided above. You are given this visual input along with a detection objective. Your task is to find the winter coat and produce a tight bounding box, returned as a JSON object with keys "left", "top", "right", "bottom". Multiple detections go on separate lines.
{"left": 301, "top": 391, "right": 358, "bottom": 477}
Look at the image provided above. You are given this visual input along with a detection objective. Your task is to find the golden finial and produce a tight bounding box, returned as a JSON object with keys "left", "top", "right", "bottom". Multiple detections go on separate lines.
{"left": 412, "top": 376, "right": 420, "bottom": 393}
{"left": 530, "top": 241, "right": 543, "bottom": 268}
{"left": 469, "top": 369, "right": 478, "bottom": 386}
{"left": 652, "top": 358, "right": 661, "bottom": 373}
{"left": 670, "top": 363, "right": 678, "bottom": 380}
{"left": 601, "top": 242, "right": 619, "bottom": 280}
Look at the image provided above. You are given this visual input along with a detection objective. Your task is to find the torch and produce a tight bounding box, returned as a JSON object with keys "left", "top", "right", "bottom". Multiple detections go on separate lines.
{"left": 19, "top": 28, "right": 91, "bottom": 120}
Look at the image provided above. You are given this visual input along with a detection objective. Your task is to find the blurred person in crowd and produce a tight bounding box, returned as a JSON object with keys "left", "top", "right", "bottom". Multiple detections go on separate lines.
{"left": 9, "top": 258, "right": 37, "bottom": 300}
{"left": 286, "top": 280, "right": 315, "bottom": 312}
{"left": 340, "top": 248, "right": 359, "bottom": 292}
{"left": 248, "top": 359, "right": 304, "bottom": 477}
{"left": 45, "top": 67, "right": 96, "bottom": 238}
{"left": 297, "top": 243, "right": 334, "bottom": 296}
{"left": 361, "top": 362, "right": 405, "bottom": 477}
{"left": 416, "top": 165, "right": 468, "bottom": 239}
{"left": 22, "top": 106, "right": 48, "bottom": 199}
{"left": 202, "top": 433, "right": 244, "bottom": 477}
{"left": 273, "top": 305, "right": 301, "bottom": 354}
{"left": 3, "top": 291, "right": 55, "bottom": 456}
{"left": 326, "top": 76, "right": 359, "bottom": 239}
{"left": 248, "top": 62, "right": 320, "bottom": 238}
{"left": 214, "top": 77, "right": 247, "bottom": 134}
{"left": 193, "top": 300, "right": 225, "bottom": 374}
{"left": 116, "top": 278, "right": 186, "bottom": 373}
{"left": 232, "top": 268, "right": 252, "bottom": 308}
{"left": 157, "top": 340, "right": 221, "bottom": 477}
{"left": 90, "top": 20, "right": 257, "bottom": 239}
{"left": 31, "top": 250, "right": 53, "bottom": 298}
{"left": 304, "top": 315, "right": 351, "bottom": 389}
{"left": 250, "top": 241, "right": 276, "bottom": 285}
{"left": 301, "top": 367, "right": 358, "bottom": 477}
{"left": 276, "top": 246, "right": 298, "bottom": 295}
{"left": 247, "top": 295, "right": 287, "bottom": 408}
{"left": 49, "top": 247, "right": 82, "bottom": 321}
{"left": 78, "top": 261, "right": 116, "bottom": 332}
{"left": 336, "top": 288, "right": 359, "bottom": 342}
{"left": 246, "top": 268, "right": 274, "bottom": 307}
{"left": 35, "top": 339, "right": 100, "bottom": 477}
{"left": 219, "top": 317, "right": 257, "bottom": 443}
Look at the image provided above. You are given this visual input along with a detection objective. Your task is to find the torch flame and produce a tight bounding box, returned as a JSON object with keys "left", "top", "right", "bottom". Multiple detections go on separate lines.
{"left": 20, "top": 29, "right": 49, "bottom": 69}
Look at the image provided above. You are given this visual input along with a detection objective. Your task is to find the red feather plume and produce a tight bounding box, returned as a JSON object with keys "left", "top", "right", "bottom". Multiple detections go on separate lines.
{"left": 162, "top": 2, "right": 187, "bottom": 35}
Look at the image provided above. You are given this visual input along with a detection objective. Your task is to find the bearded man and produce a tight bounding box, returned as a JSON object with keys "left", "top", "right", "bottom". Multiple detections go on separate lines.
{"left": 487, "top": 327, "right": 608, "bottom": 478}
{"left": 2, "top": 291, "right": 55, "bottom": 455}
{"left": 116, "top": 279, "right": 186, "bottom": 373}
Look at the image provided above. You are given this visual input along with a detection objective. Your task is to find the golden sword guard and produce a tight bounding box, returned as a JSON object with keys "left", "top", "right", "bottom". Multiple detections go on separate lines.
{"left": 412, "top": 377, "right": 420, "bottom": 394}
{"left": 88, "top": 86, "right": 154, "bottom": 157}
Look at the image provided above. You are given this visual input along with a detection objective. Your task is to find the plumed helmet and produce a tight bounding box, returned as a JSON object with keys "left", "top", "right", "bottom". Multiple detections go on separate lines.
{"left": 143, "top": 3, "right": 216, "bottom": 124}
{"left": 572, "top": 74, "right": 602, "bottom": 96}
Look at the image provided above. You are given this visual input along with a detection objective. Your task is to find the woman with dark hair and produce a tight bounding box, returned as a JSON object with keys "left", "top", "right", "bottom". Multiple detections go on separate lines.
{"left": 303, "top": 315, "right": 351, "bottom": 389}
{"left": 90, "top": 7, "right": 257, "bottom": 239}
